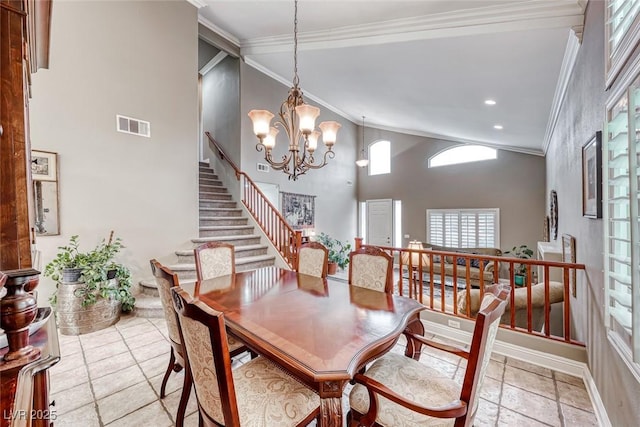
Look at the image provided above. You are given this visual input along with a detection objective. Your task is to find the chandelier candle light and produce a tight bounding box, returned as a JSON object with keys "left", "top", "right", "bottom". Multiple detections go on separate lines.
{"left": 248, "top": 0, "right": 341, "bottom": 181}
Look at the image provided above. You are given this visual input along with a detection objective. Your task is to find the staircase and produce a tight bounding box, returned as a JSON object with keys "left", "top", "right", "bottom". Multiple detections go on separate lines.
{"left": 133, "top": 162, "right": 276, "bottom": 317}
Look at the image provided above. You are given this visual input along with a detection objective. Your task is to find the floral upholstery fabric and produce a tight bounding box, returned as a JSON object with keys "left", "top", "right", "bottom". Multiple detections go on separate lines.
{"left": 349, "top": 352, "right": 459, "bottom": 427}
{"left": 177, "top": 311, "right": 318, "bottom": 426}
{"left": 351, "top": 254, "right": 390, "bottom": 292}
{"left": 177, "top": 314, "right": 225, "bottom": 423}
{"left": 154, "top": 275, "right": 181, "bottom": 345}
{"left": 199, "top": 247, "right": 234, "bottom": 280}
{"left": 298, "top": 247, "right": 326, "bottom": 278}
{"left": 233, "top": 357, "right": 320, "bottom": 427}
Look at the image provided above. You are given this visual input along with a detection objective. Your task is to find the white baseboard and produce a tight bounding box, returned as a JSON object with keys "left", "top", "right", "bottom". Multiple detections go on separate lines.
{"left": 422, "top": 320, "right": 611, "bottom": 426}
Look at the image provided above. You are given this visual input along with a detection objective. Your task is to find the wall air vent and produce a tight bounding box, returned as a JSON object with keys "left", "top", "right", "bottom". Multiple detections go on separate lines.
{"left": 257, "top": 163, "right": 270, "bottom": 173}
{"left": 116, "top": 115, "right": 151, "bottom": 138}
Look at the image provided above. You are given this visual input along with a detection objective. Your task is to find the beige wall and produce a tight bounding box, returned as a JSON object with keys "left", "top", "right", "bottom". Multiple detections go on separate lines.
{"left": 29, "top": 0, "right": 199, "bottom": 304}
{"left": 237, "top": 63, "right": 359, "bottom": 242}
{"left": 546, "top": 1, "right": 639, "bottom": 424}
{"left": 357, "top": 128, "right": 546, "bottom": 252}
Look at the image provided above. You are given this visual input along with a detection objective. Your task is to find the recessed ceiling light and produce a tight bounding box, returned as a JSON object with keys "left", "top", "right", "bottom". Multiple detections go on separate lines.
{"left": 493, "top": 125, "right": 503, "bottom": 130}
{"left": 484, "top": 99, "right": 496, "bottom": 105}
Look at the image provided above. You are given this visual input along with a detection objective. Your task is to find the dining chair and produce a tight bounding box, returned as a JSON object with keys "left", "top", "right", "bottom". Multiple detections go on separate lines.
{"left": 297, "top": 241, "right": 329, "bottom": 278}
{"left": 349, "top": 246, "right": 394, "bottom": 294}
{"left": 194, "top": 241, "right": 235, "bottom": 281}
{"left": 348, "top": 284, "right": 510, "bottom": 427}
{"left": 171, "top": 286, "right": 321, "bottom": 427}
{"left": 150, "top": 259, "right": 247, "bottom": 427}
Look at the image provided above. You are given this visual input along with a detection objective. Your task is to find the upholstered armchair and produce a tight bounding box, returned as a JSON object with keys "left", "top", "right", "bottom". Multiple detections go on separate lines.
{"left": 349, "top": 246, "right": 394, "bottom": 293}
{"left": 297, "top": 241, "right": 329, "bottom": 278}
{"left": 348, "top": 284, "right": 510, "bottom": 427}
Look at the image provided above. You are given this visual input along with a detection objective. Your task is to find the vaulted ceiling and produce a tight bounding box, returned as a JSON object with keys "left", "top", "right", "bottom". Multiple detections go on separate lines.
{"left": 195, "top": 0, "right": 587, "bottom": 155}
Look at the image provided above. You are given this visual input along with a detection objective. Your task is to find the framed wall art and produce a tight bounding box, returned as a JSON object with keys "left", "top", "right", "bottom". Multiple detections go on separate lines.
{"left": 31, "top": 150, "right": 57, "bottom": 181}
{"left": 281, "top": 192, "right": 315, "bottom": 229}
{"left": 582, "top": 131, "right": 602, "bottom": 218}
{"left": 562, "top": 233, "right": 577, "bottom": 297}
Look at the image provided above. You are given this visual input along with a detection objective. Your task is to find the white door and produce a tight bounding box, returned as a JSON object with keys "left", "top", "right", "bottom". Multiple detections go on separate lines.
{"left": 366, "top": 199, "right": 393, "bottom": 246}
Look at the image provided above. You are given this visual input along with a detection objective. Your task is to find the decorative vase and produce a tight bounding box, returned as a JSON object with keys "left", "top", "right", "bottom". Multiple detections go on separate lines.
{"left": 514, "top": 275, "right": 526, "bottom": 286}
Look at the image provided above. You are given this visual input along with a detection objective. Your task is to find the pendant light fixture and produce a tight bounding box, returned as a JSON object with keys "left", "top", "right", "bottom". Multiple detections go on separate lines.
{"left": 356, "top": 116, "right": 369, "bottom": 168}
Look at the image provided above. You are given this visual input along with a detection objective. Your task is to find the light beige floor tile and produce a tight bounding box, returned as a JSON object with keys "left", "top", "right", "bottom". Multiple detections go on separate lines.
{"left": 57, "top": 333, "right": 80, "bottom": 346}
{"left": 80, "top": 330, "right": 123, "bottom": 350}
{"left": 130, "top": 338, "right": 170, "bottom": 362}
{"left": 115, "top": 315, "right": 149, "bottom": 330}
{"left": 556, "top": 381, "right": 594, "bottom": 412}
{"left": 127, "top": 329, "right": 167, "bottom": 350}
{"left": 140, "top": 353, "right": 173, "bottom": 378}
{"left": 486, "top": 359, "right": 505, "bottom": 381}
{"left": 97, "top": 381, "right": 157, "bottom": 424}
{"left": 60, "top": 339, "right": 82, "bottom": 357}
{"left": 84, "top": 339, "right": 130, "bottom": 364}
{"left": 490, "top": 353, "right": 506, "bottom": 363}
{"left": 50, "top": 364, "right": 89, "bottom": 394}
{"left": 119, "top": 322, "right": 158, "bottom": 339}
{"left": 150, "top": 370, "right": 186, "bottom": 396}
{"left": 474, "top": 398, "right": 499, "bottom": 426}
{"left": 501, "top": 383, "right": 560, "bottom": 426}
{"left": 498, "top": 407, "right": 551, "bottom": 426}
{"left": 50, "top": 351, "right": 85, "bottom": 375}
{"left": 88, "top": 350, "right": 137, "bottom": 379}
{"left": 163, "top": 387, "right": 199, "bottom": 421}
{"left": 503, "top": 365, "right": 556, "bottom": 399}
{"left": 106, "top": 401, "right": 173, "bottom": 427}
{"left": 479, "top": 376, "right": 502, "bottom": 404}
{"left": 560, "top": 403, "right": 599, "bottom": 425}
{"left": 506, "top": 357, "right": 552, "bottom": 378}
{"left": 555, "top": 371, "right": 585, "bottom": 387}
{"left": 417, "top": 353, "right": 459, "bottom": 378}
{"left": 53, "top": 403, "right": 100, "bottom": 427}
{"left": 184, "top": 411, "right": 199, "bottom": 427}
{"left": 52, "top": 381, "right": 94, "bottom": 415}
{"left": 91, "top": 364, "right": 146, "bottom": 400}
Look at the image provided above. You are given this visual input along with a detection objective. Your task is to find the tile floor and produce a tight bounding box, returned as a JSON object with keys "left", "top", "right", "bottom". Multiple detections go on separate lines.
{"left": 50, "top": 314, "right": 599, "bottom": 427}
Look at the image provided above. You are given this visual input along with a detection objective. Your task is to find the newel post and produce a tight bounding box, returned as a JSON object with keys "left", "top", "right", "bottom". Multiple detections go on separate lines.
{"left": 355, "top": 237, "right": 363, "bottom": 250}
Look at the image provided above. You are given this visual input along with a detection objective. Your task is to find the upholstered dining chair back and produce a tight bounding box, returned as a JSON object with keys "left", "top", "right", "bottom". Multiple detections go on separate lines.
{"left": 348, "top": 284, "right": 510, "bottom": 427}
{"left": 349, "top": 246, "right": 394, "bottom": 293}
{"left": 150, "top": 259, "right": 182, "bottom": 346}
{"left": 297, "top": 242, "right": 329, "bottom": 278}
{"left": 171, "top": 286, "right": 321, "bottom": 427}
{"left": 194, "top": 241, "right": 235, "bottom": 281}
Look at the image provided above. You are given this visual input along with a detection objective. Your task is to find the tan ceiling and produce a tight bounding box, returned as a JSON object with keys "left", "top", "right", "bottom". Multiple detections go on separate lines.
{"left": 196, "top": 0, "right": 587, "bottom": 155}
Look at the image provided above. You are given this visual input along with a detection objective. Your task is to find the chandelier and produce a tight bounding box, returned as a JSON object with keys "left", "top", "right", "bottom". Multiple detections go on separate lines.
{"left": 248, "top": 0, "right": 341, "bottom": 181}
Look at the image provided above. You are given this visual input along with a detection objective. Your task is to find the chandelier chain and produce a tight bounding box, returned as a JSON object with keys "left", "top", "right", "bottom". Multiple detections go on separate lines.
{"left": 293, "top": 0, "right": 299, "bottom": 87}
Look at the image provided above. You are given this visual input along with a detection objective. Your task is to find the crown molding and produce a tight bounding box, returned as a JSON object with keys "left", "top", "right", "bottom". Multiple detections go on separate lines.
{"left": 241, "top": 0, "right": 585, "bottom": 55}
{"left": 186, "top": 0, "right": 208, "bottom": 9}
{"left": 542, "top": 31, "right": 581, "bottom": 155}
{"left": 200, "top": 51, "right": 228, "bottom": 75}
{"left": 198, "top": 15, "right": 240, "bottom": 48}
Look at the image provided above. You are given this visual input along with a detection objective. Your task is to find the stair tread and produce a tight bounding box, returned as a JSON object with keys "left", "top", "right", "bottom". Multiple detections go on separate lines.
{"left": 132, "top": 294, "right": 163, "bottom": 308}
{"left": 169, "top": 254, "right": 275, "bottom": 271}
{"left": 175, "top": 244, "right": 266, "bottom": 256}
{"left": 192, "top": 235, "right": 261, "bottom": 242}
{"left": 199, "top": 225, "right": 253, "bottom": 230}
{"left": 200, "top": 216, "right": 247, "bottom": 220}
{"left": 199, "top": 208, "right": 241, "bottom": 212}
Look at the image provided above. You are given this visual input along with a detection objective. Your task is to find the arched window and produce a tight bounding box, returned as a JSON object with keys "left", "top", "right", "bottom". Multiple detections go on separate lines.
{"left": 428, "top": 145, "right": 497, "bottom": 168}
{"left": 369, "top": 140, "right": 390, "bottom": 175}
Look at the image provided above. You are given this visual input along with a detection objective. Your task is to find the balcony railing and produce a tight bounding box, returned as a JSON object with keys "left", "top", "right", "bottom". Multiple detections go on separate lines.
{"left": 354, "top": 238, "right": 586, "bottom": 346}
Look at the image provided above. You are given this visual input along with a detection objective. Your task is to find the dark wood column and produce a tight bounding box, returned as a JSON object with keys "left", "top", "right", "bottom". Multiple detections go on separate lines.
{"left": 0, "top": 0, "right": 51, "bottom": 271}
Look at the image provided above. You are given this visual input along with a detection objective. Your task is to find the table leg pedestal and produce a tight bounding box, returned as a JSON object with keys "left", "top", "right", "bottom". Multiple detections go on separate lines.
{"left": 319, "top": 381, "right": 343, "bottom": 427}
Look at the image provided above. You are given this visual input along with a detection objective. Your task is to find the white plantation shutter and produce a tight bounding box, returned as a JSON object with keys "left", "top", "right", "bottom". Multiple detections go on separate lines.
{"left": 426, "top": 209, "right": 499, "bottom": 248}
{"left": 604, "top": 76, "right": 640, "bottom": 365}
{"left": 606, "top": 0, "right": 640, "bottom": 86}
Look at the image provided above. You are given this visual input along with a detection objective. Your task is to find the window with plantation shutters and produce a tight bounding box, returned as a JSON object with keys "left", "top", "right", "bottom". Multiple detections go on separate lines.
{"left": 606, "top": 0, "right": 640, "bottom": 87}
{"left": 604, "top": 62, "right": 640, "bottom": 374}
{"left": 426, "top": 209, "right": 499, "bottom": 248}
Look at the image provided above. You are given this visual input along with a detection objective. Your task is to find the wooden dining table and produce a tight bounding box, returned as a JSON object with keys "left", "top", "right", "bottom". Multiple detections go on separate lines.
{"left": 182, "top": 266, "right": 426, "bottom": 427}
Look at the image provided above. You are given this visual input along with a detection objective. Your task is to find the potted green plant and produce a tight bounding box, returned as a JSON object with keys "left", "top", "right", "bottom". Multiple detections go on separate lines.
{"left": 503, "top": 244, "right": 534, "bottom": 286}
{"left": 316, "top": 232, "right": 352, "bottom": 275}
{"left": 44, "top": 232, "right": 135, "bottom": 334}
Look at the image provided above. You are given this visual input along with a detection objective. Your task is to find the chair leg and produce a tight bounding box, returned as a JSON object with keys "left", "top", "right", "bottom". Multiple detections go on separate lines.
{"left": 160, "top": 347, "right": 176, "bottom": 399}
{"left": 175, "top": 363, "right": 193, "bottom": 427}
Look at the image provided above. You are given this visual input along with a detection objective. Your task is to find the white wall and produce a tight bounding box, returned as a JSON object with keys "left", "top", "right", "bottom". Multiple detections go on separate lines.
{"left": 29, "top": 0, "right": 199, "bottom": 304}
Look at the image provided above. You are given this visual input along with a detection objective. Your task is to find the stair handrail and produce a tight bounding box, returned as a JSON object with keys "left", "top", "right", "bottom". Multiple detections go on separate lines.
{"left": 205, "top": 132, "right": 301, "bottom": 268}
